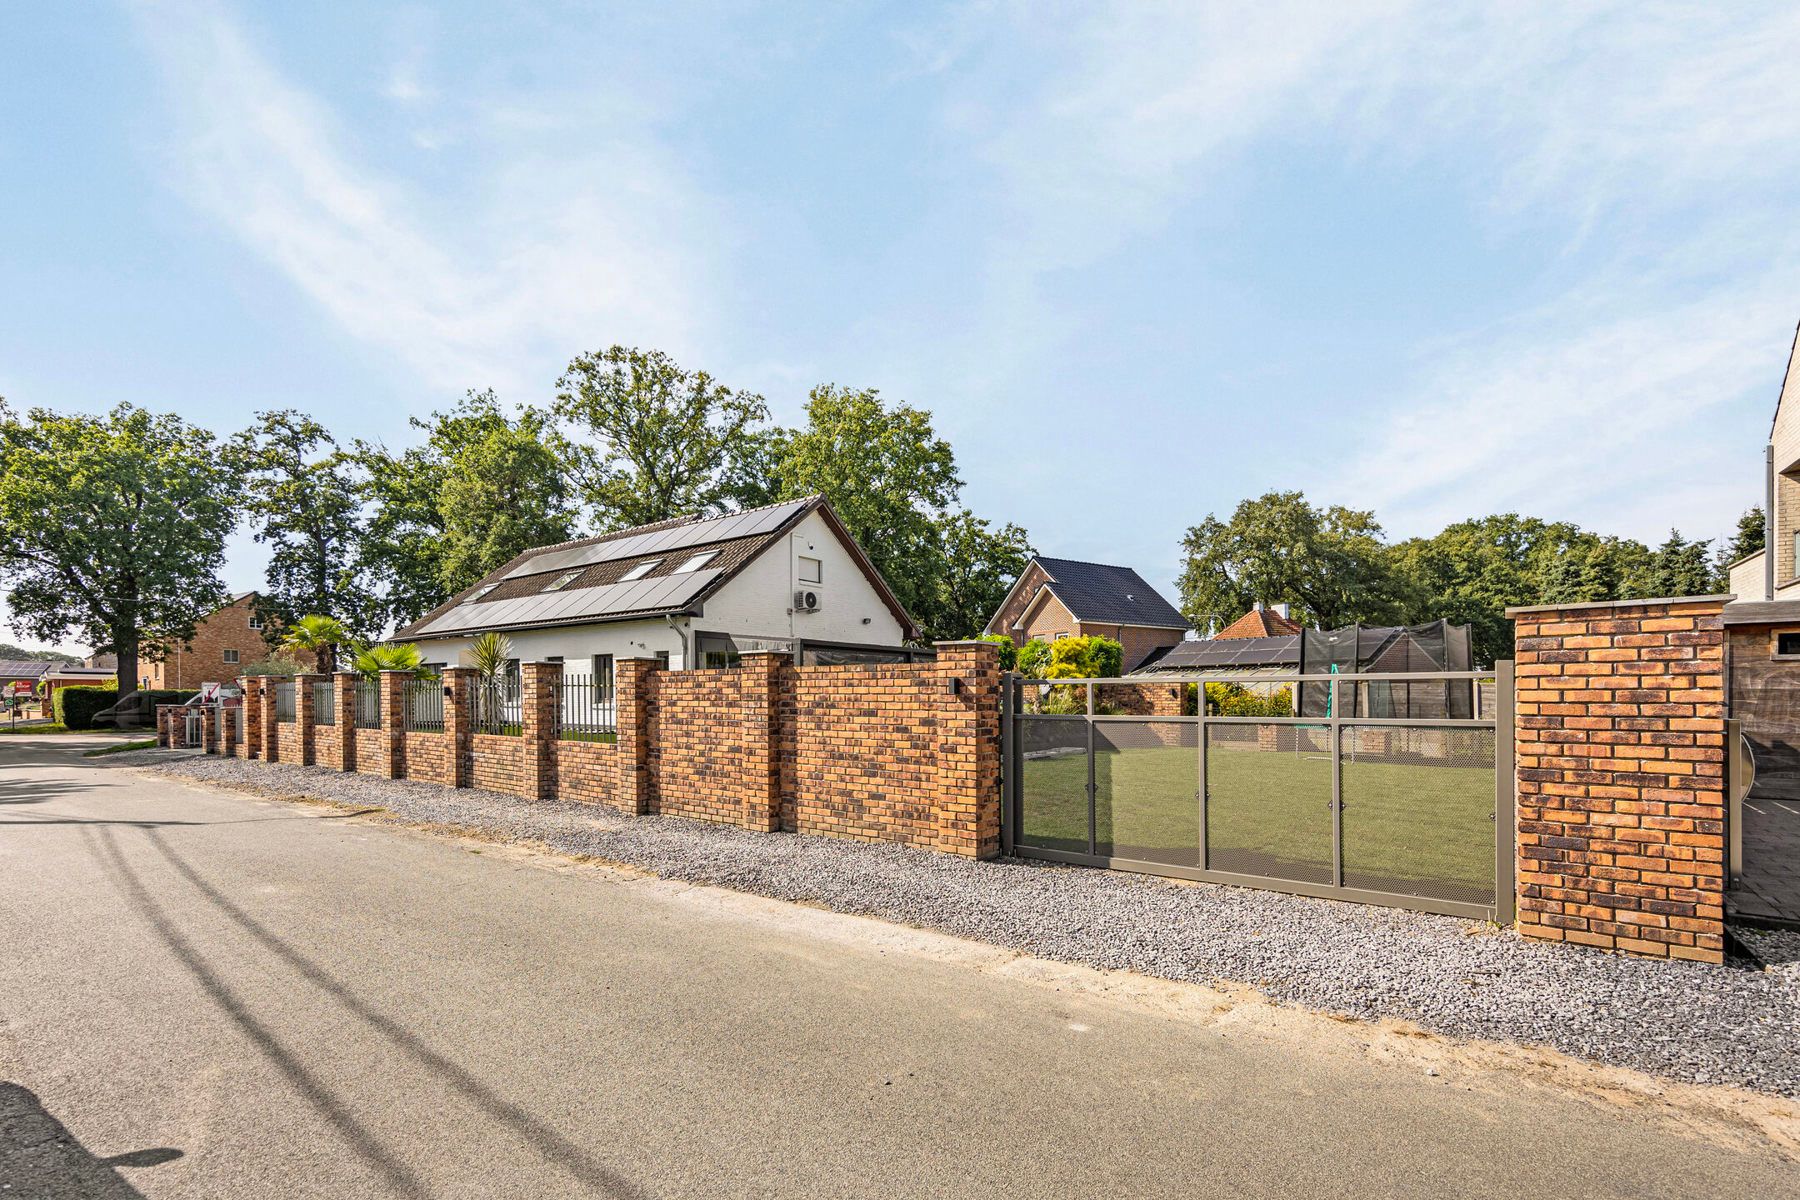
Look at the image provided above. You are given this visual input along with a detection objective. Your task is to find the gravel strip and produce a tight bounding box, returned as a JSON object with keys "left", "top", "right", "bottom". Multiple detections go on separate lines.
{"left": 120, "top": 751, "right": 1800, "bottom": 1096}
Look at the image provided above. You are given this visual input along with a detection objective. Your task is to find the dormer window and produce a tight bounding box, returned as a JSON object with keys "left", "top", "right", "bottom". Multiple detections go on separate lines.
{"left": 619, "top": 560, "right": 661, "bottom": 582}
{"left": 674, "top": 551, "right": 717, "bottom": 573}
{"left": 543, "top": 570, "right": 582, "bottom": 592}
{"left": 469, "top": 583, "right": 499, "bottom": 601}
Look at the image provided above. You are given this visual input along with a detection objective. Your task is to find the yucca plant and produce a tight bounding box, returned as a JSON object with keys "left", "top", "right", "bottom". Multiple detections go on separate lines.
{"left": 467, "top": 631, "right": 514, "bottom": 682}
{"left": 350, "top": 642, "right": 432, "bottom": 681}
{"left": 279, "top": 614, "right": 352, "bottom": 674}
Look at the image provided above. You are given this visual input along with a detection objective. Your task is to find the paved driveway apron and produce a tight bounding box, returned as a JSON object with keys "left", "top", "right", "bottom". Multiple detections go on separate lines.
{"left": 1, "top": 735, "right": 1794, "bottom": 1198}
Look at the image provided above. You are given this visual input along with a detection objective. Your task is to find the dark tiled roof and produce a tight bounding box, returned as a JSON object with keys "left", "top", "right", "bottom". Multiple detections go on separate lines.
{"left": 1029, "top": 557, "right": 1188, "bottom": 630}
{"left": 396, "top": 495, "right": 919, "bottom": 641}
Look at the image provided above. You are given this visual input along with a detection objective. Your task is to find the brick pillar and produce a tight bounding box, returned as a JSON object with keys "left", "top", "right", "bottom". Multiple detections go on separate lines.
{"left": 932, "top": 640, "right": 1003, "bottom": 858}
{"left": 296, "top": 672, "right": 321, "bottom": 767}
{"left": 739, "top": 652, "right": 785, "bottom": 831}
{"left": 330, "top": 672, "right": 357, "bottom": 771}
{"left": 443, "top": 667, "right": 474, "bottom": 789}
{"left": 201, "top": 703, "right": 219, "bottom": 754}
{"left": 1509, "top": 596, "right": 1729, "bottom": 963}
{"left": 155, "top": 704, "right": 175, "bottom": 748}
{"left": 521, "top": 661, "right": 560, "bottom": 800}
{"left": 242, "top": 677, "right": 264, "bottom": 759}
{"left": 378, "top": 671, "right": 408, "bottom": 779}
{"left": 613, "top": 656, "right": 658, "bottom": 816}
{"left": 262, "top": 677, "right": 284, "bottom": 763}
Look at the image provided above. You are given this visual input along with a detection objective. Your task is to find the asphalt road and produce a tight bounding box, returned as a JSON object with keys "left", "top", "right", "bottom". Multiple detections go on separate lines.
{"left": 1, "top": 734, "right": 1794, "bottom": 1198}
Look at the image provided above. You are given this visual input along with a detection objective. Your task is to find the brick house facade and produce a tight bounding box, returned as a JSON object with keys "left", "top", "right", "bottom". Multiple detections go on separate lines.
{"left": 143, "top": 592, "right": 292, "bottom": 690}
{"left": 984, "top": 557, "right": 1190, "bottom": 672}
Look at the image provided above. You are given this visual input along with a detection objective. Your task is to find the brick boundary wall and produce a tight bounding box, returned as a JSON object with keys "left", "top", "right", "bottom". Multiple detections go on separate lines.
{"left": 1508, "top": 596, "right": 1730, "bottom": 963}
{"left": 207, "top": 641, "right": 1003, "bottom": 858}
{"left": 242, "top": 678, "right": 263, "bottom": 760}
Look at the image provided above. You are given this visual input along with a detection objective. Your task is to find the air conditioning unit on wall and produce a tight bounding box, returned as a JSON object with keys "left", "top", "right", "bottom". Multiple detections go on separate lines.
{"left": 794, "top": 589, "right": 821, "bottom": 613}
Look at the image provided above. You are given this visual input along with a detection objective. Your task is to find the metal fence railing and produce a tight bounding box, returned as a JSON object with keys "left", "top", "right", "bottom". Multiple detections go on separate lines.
{"left": 354, "top": 680, "right": 380, "bottom": 729}
{"left": 274, "top": 681, "right": 296, "bottom": 723}
{"left": 312, "top": 680, "right": 336, "bottom": 726}
{"left": 555, "top": 675, "right": 617, "bottom": 742}
{"left": 404, "top": 678, "right": 443, "bottom": 732}
{"left": 1002, "top": 666, "right": 1514, "bottom": 924}
{"left": 473, "top": 679, "right": 522, "bottom": 736}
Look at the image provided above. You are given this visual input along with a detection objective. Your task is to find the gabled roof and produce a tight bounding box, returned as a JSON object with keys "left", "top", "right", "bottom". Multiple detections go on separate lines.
{"left": 1007, "top": 557, "right": 1188, "bottom": 631}
{"left": 1214, "top": 607, "right": 1303, "bottom": 639}
{"left": 396, "top": 496, "right": 918, "bottom": 641}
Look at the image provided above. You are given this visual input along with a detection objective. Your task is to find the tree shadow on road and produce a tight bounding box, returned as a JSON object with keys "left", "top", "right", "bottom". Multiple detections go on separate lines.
{"left": 0, "top": 1081, "right": 181, "bottom": 1198}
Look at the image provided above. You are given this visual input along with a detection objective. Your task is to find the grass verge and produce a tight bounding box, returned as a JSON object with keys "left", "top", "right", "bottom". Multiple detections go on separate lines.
{"left": 83, "top": 738, "right": 158, "bottom": 756}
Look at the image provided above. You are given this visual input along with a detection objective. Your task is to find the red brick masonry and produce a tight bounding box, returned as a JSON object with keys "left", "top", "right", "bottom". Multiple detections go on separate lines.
{"left": 223, "top": 642, "right": 1005, "bottom": 858}
{"left": 1508, "top": 596, "right": 1729, "bottom": 963}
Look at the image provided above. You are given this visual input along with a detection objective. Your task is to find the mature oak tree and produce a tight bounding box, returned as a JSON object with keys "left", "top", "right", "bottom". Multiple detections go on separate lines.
{"left": 0, "top": 402, "right": 236, "bottom": 692}
{"left": 554, "top": 346, "right": 768, "bottom": 530}
{"left": 229, "top": 410, "right": 375, "bottom": 647}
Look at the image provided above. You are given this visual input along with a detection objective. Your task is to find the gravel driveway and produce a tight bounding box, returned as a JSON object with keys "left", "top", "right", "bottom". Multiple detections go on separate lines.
{"left": 119, "top": 751, "right": 1800, "bottom": 1097}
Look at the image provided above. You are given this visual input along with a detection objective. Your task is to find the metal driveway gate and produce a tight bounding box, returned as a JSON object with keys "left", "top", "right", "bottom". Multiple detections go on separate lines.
{"left": 1001, "top": 665, "right": 1515, "bottom": 922}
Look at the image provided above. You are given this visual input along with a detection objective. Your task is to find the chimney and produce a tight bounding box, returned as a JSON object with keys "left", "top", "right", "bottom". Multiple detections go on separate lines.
{"left": 1274, "top": 602, "right": 1291, "bottom": 621}
{"left": 1252, "top": 600, "right": 1264, "bottom": 612}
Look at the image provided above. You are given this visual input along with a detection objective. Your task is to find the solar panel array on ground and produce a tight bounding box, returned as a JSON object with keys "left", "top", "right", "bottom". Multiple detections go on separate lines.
{"left": 1135, "top": 635, "right": 1299, "bottom": 673}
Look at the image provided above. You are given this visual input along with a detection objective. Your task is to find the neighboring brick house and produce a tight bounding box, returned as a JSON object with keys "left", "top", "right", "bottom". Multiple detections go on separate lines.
{"left": 1730, "top": 321, "right": 1800, "bottom": 600}
{"left": 143, "top": 592, "right": 284, "bottom": 690}
{"left": 1211, "top": 602, "right": 1301, "bottom": 640}
{"left": 983, "top": 556, "right": 1190, "bottom": 672}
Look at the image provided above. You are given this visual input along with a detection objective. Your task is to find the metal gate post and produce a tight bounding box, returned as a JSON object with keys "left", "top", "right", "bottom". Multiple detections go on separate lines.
{"left": 1085, "top": 688, "right": 1097, "bottom": 858}
{"left": 1196, "top": 684, "right": 1209, "bottom": 871}
{"left": 1494, "top": 659, "right": 1516, "bottom": 925}
{"left": 1000, "top": 673, "right": 1015, "bottom": 856}
{"left": 1330, "top": 676, "right": 1344, "bottom": 888}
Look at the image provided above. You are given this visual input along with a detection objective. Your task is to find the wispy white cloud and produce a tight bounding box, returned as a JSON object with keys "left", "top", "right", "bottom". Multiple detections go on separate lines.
{"left": 130, "top": 0, "right": 720, "bottom": 398}
{"left": 924, "top": 1, "right": 1800, "bottom": 543}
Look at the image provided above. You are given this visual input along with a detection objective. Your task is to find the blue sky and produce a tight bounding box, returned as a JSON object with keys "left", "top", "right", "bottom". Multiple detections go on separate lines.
{"left": 5, "top": 2, "right": 1799, "bottom": 652}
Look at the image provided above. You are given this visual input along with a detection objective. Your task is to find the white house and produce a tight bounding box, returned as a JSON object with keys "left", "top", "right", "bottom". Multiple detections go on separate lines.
{"left": 395, "top": 496, "right": 922, "bottom": 683}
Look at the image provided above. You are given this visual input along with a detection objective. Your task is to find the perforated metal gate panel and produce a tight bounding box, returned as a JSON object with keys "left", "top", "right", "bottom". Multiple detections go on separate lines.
{"left": 1339, "top": 725, "right": 1496, "bottom": 905}
{"left": 1205, "top": 723, "right": 1334, "bottom": 885}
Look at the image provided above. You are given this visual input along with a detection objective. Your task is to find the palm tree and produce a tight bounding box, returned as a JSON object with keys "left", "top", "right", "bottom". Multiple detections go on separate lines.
{"left": 349, "top": 642, "right": 433, "bottom": 681}
{"left": 279, "top": 614, "right": 352, "bottom": 675}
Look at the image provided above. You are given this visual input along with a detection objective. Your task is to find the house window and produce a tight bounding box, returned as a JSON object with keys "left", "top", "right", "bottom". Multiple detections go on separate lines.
{"left": 674, "top": 551, "right": 718, "bottom": 573}
{"left": 590, "top": 654, "right": 614, "bottom": 694}
{"left": 696, "top": 633, "right": 743, "bottom": 669}
{"left": 654, "top": 651, "right": 671, "bottom": 670}
{"left": 1776, "top": 631, "right": 1800, "bottom": 659}
{"left": 798, "top": 556, "right": 822, "bottom": 584}
{"left": 619, "top": 560, "right": 661, "bottom": 582}
{"left": 223, "top": 649, "right": 239, "bottom": 664}
{"left": 247, "top": 615, "right": 262, "bottom": 630}
{"left": 1053, "top": 632, "right": 1069, "bottom": 641}
{"left": 543, "top": 570, "right": 582, "bottom": 592}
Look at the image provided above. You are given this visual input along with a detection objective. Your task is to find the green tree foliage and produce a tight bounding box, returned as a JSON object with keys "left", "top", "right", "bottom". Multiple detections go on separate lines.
{"left": 1178, "top": 491, "right": 1398, "bottom": 633}
{"left": 554, "top": 346, "right": 768, "bottom": 529}
{"left": 1016, "top": 638, "right": 1052, "bottom": 677}
{"left": 0, "top": 402, "right": 236, "bottom": 692}
{"left": 977, "top": 633, "right": 1017, "bottom": 671}
{"left": 229, "top": 410, "right": 374, "bottom": 640}
{"left": 751, "top": 385, "right": 1031, "bottom": 640}
{"left": 1644, "top": 529, "right": 1718, "bottom": 597}
{"left": 358, "top": 391, "right": 576, "bottom": 627}
{"left": 1728, "top": 506, "right": 1766, "bottom": 560}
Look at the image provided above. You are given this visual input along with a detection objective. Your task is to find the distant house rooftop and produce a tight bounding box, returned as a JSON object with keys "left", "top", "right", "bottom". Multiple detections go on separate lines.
{"left": 1214, "top": 605, "right": 1302, "bottom": 640}
{"left": 987, "top": 556, "right": 1188, "bottom": 635}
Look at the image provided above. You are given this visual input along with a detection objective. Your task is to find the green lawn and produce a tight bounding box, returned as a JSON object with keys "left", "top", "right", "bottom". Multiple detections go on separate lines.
{"left": 83, "top": 738, "right": 157, "bottom": 757}
{"left": 1017, "top": 736, "right": 1495, "bottom": 902}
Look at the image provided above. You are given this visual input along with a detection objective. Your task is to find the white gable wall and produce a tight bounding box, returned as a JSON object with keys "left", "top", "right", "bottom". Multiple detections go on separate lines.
{"left": 695, "top": 509, "right": 904, "bottom": 645}
{"left": 407, "top": 509, "right": 906, "bottom": 671}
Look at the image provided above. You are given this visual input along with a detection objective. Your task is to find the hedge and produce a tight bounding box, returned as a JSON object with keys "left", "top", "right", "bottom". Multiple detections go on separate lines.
{"left": 55, "top": 686, "right": 190, "bottom": 730}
